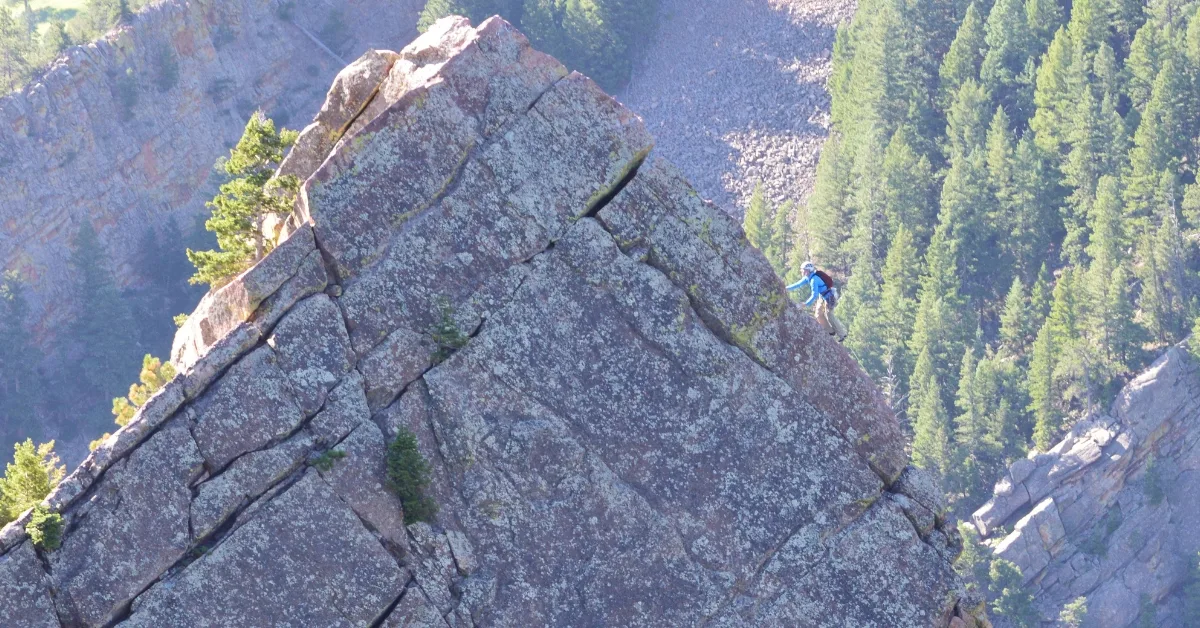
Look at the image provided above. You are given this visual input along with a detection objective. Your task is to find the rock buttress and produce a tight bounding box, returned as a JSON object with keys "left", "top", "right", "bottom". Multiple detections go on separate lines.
{"left": 973, "top": 345, "right": 1200, "bottom": 627}
{"left": 0, "top": 17, "right": 978, "bottom": 628}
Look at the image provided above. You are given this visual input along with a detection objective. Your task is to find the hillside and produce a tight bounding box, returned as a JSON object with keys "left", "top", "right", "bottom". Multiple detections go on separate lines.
{"left": 0, "top": 17, "right": 982, "bottom": 627}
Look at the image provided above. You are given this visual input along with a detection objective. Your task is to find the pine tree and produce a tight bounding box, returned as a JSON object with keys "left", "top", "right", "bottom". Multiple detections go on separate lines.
{"left": 0, "top": 271, "right": 41, "bottom": 428}
{"left": 1024, "top": 0, "right": 1064, "bottom": 54}
{"left": 743, "top": 181, "right": 773, "bottom": 252}
{"left": 1029, "top": 321, "right": 1059, "bottom": 449}
{"left": 911, "top": 352, "right": 952, "bottom": 480}
{"left": 1008, "top": 136, "right": 1059, "bottom": 278}
{"left": 946, "top": 80, "right": 991, "bottom": 160}
{"left": 68, "top": 222, "right": 139, "bottom": 400}
{"left": 953, "top": 345, "right": 989, "bottom": 497}
{"left": 1127, "top": 21, "right": 1163, "bottom": 113}
{"left": 881, "top": 127, "right": 935, "bottom": 243}
{"left": 1030, "top": 27, "right": 1073, "bottom": 158}
{"left": 1030, "top": 263, "right": 1053, "bottom": 324}
{"left": 808, "top": 136, "right": 856, "bottom": 273}
{"left": 980, "top": 0, "right": 1033, "bottom": 118}
{"left": 1126, "top": 59, "right": 1189, "bottom": 224}
{"left": 1141, "top": 173, "right": 1191, "bottom": 343}
{"left": 879, "top": 226, "right": 922, "bottom": 412}
{"left": 0, "top": 6, "right": 31, "bottom": 92}
{"left": 188, "top": 112, "right": 300, "bottom": 287}
{"left": 765, "top": 200, "right": 795, "bottom": 275}
{"left": 0, "top": 439, "right": 63, "bottom": 526}
{"left": 939, "top": 3, "right": 987, "bottom": 111}
{"left": 999, "top": 277, "right": 1030, "bottom": 357}
{"left": 417, "top": 0, "right": 473, "bottom": 32}
{"left": 990, "top": 559, "right": 1039, "bottom": 626}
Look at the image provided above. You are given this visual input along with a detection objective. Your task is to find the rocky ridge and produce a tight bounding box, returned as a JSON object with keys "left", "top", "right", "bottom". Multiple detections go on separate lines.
{"left": 0, "top": 0, "right": 420, "bottom": 338}
{"left": 2, "top": 17, "right": 979, "bottom": 627}
{"left": 972, "top": 346, "right": 1200, "bottom": 627}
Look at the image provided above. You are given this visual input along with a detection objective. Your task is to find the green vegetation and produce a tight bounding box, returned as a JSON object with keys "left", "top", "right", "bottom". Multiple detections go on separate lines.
{"left": 311, "top": 449, "right": 347, "bottom": 472}
{"left": 26, "top": 504, "right": 63, "bottom": 551}
{"left": 1138, "top": 594, "right": 1157, "bottom": 627}
{"left": 954, "top": 520, "right": 992, "bottom": 588}
{"left": 0, "top": 439, "right": 63, "bottom": 526}
{"left": 0, "top": 0, "right": 155, "bottom": 93}
{"left": 188, "top": 111, "right": 299, "bottom": 287}
{"left": 386, "top": 427, "right": 438, "bottom": 523}
{"left": 989, "top": 559, "right": 1038, "bottom": 626}
{"left": 768, "top": 0, "right": 1200, "bottom": 518}
{"left": 89, "top": 354, "right": 175, "bottom": 450}
{"left": 430, "top": 300, "right": 469, "bottom": 364}
{"left": 416, "top": 0, "right": 658, "bottom": 90}
{"left": 1059, "top": 596, "right": 1088, "bottom": 627}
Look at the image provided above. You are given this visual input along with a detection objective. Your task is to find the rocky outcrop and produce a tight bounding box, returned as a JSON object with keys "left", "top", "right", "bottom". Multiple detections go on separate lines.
{"left": 972, "top": 346, "right": 1200, "bottom": 627}
{"left": 0, "top": 0, "right": 420, "bottom": 340}
{"left": 0, "top": 17, "right": 979, "bottom": 626}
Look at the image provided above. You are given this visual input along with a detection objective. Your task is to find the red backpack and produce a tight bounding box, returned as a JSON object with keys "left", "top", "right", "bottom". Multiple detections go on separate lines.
{"left": 814, "top": 270, "right": 838, "bottom": 306}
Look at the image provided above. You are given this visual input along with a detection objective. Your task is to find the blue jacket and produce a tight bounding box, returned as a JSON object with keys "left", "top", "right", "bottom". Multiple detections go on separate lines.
{"left": 786, "top": 274, "right": 829, "bottom": 306}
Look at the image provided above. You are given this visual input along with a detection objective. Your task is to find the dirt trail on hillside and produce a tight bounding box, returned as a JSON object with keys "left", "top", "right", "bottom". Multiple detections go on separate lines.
{"left": 622, "top": 0, "right": 853, "bottom": 214}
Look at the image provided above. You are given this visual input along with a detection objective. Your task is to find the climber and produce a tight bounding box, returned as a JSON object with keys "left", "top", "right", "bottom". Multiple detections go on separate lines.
{"left": 786, "top": 261, "right": 847, "bottom": 342}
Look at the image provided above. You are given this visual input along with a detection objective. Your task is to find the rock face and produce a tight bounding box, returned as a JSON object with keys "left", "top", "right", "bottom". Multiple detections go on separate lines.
{"left": 0, "top": 0, "right": 420, "bottom": 339}
{"left": 973, "top": 346, "right": 1200, "bottom": 627}
{"left": 0, "top": 18, "right": 979, "bottom": 627}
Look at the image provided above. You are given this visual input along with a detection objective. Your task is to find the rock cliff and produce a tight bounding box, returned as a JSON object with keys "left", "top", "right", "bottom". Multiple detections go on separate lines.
{"left": 972, "top": 346, "right": 1200, "bottom": 626}
{"left": 0, "top": 0, "right": 420, "bottom": 338}
{"left": 1, "top": 17, "right": 980, "bottom": 627}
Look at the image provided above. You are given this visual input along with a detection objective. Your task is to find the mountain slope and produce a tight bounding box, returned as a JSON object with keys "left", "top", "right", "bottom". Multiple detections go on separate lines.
{"left": 0, "top": 17, "right": 980, "bottom": 627}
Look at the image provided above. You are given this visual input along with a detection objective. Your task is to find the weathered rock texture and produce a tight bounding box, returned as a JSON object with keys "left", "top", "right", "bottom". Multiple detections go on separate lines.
{"left": 973, "top": 346, "right": 1200, "bottom": 627}
{"left": 1, "top": 17, "right": 979, "bottom": 627}
{"left": 0, "top": 0, "right": 420, "bottom": 339}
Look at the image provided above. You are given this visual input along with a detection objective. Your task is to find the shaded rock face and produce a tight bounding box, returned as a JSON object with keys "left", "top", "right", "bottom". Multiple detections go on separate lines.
{"left": 0, "top": 0, "right": 420, "bottom": 341}
{"left": 0, "top": 18, "right": 977, "bottom": 627}
{"left": 973, "top": 346, "right": 1200, "bottom": 627}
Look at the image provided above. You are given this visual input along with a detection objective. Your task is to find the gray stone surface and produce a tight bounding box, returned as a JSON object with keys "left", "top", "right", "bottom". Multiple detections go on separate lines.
{"left": 125, "top": 472, "right": 407, "bottom": 627}
{"left": 974, "top": 347, "right": 1200, "bottom": 626}
{"left": 0, "top": 542, "right": 59, "bottom": 627}
{"left": 48, "top": 422, "right": 205, "bottom": 627}
{"left": 190, "top": 345, "right": 305, "bottom": 471}
{"left": 0, "top": 19, "right": 973, "bottom": 627}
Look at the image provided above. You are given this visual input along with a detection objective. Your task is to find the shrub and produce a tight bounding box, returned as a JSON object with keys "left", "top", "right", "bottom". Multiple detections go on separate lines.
{"left": 430, "top": 300, "right": 468, "bottom": 364}
{"left": 1059, "top": 597, "right": 1088, "bottom": 627}
{"left": 386, "top": 428, "right": 438, "bottom": 523}
{"left": 26, "top": 505, "right": 63, "bottom": 552}
{"left": 0, "top": 440, "right": 65, "bottom": 526}
{"left": 312, "top": 449, "right": 347, "bottom": 472}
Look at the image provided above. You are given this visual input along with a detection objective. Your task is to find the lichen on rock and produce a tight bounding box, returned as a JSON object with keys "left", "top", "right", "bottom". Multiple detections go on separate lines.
{"left": 0, "top": 16, "right": 974, "bottom": 627}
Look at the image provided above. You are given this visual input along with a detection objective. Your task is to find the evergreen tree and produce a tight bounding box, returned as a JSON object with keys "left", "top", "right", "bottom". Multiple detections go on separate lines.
{"left": 0, "top": 439, "right": 63, "bottom": 526}
{"left": 809, "top": 136, "right": 856, "bottom": 273}
{"left": 939, "top": 3, "right": 987, "bottom": 111}
{"left": 0, "top": 6, "right": 31, "bottom": 92}
{"left": 1127, "top": 20, "right": 1163, "bottom": 114}
{"left": 878, "top": 226, "right": 922, "bottom": 412}
{"left": 0, "top": 271, "right": 41, "bottom": 429}
{"left": 946, "top": 80, "right": 991, "bottom": 160}
{"left": 1126, "top": 59, "right": 1189, "bottom": 224}
{"left": 999, "top": 276, "right": 1031, "bottom": 356}
{"left": 1008, "top": 136, "right": 1059, "bottom": 278}
{"left": 417, "top": 0, "right": 473, "bottom": 32}
{"left": 911, "top": 353, "right": 952, "bottom": 479}
{"left": 1029, "top": 321, "right": 1059, "bottom": 449}
{"left": 1030, "top": 27, "right": 1073, "bottom": 158}
{"left": 1024, "top": 0, "right": 1064, "bottom": 53}
{"left": 188, "top": 112, "right": 299, "bottom": 287}
{"left": 980, "top": 0, "right": 1033, "bottom": 119}
{"left": 881, "top": 127, "right": 936, "bottom": 243}
{"left": 765, "top": 200, "right": 795, "bottom": 275}
{"left": 1141, "top": 173, "right": 1191, "bottom": 342}
{"left": 68, "top": 222, "right": 139, "bottom": 401}
{"left": 990, "top": 559, "right": 1039, "bottom": 626}
{"left": 743, "top": 181, "right": 773, "bottom": 252}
